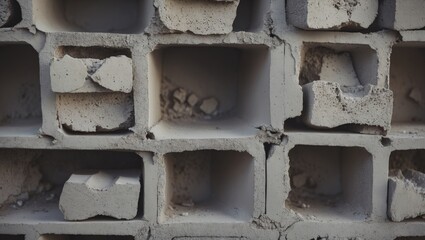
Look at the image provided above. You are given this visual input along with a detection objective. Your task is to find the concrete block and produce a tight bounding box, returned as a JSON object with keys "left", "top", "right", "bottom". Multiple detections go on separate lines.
{"left": 59, "top": 169, "right": 141, "bottom": 220}
{"left": 57, "top": 93, "right": 134, "bottom": 133}
{"left": 302, "top": 81, "right": 393, "bottom": 133}
{"left": 51, "top": 55, "right": 133, "bottom": 93}
{"left": 287, "top": 0, "right": 378, "bottom": 30}
{"left": 0, "top": 0, "right": 21, "bottom": 28}
{"left": 157, "top": 0, "right": 240, "bottom": 35}
{"left": 388, "top": 169, "right": 425, "bottom": 222}
{"left": 379, "top": 0, "right": 425, "bottom": 30}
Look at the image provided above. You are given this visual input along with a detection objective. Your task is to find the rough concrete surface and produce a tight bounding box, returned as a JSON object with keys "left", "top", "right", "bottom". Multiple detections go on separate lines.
{"left": 1, "top": 0, "right": 425, "bottom": 239}
{"left": 388, "top": 169, "right": 425, "bottom": 222}
{"left": 287, "top": 0, "right": 378, "bottom": 30}
{"left": 157, "top": 0, "right": 240, "bottom": 35}
{"left": 57, "top": 93, "right": 134, "bottom": 132}
{"left": 302, "top": 81, "right": 393, "bottom": 132}
{"left": 51, "top": 55, "right": 133, "bottom": 93}
{"left": 59, "top": 169, "right": 141, "bottom": 220}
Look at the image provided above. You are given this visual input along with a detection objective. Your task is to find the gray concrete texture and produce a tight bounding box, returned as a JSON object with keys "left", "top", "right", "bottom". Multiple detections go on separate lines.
{"left": 0, "top": 0, "right": 424, "bottom": 240}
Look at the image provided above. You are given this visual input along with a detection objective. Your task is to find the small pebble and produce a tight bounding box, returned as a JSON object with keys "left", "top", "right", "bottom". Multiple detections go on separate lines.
{"left": 46, "top": 193, "right": 55, "bottom": 201}
{"left": 199, "top": 97, "right": 218, "bottom": 115}
{"left": 187, "top": 94, "right": 199, "bottom": 107}
{"left": 180, "top": 212, "right": 189, "bottom": 216}
{"left": 173, "top": 88, "right": 187, "bottom": 103}
{"left": 16, "top": 200, "right": 24, "bottom": 207}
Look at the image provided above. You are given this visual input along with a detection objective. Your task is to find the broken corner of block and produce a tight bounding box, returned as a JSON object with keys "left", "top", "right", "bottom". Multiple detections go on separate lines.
{"left": 388, "top": 169, "right": 425, "bottom": 222}
{"left": 50, "top": 54, "right": 133, "bottom": 93}
{"left": 287, "top": 0, "right": 378, "bottom": 30}
{"left": 302, "top": 81, "right": 393, "bottom": 134}
{"left": 59, "top": 169, "right": 141, "bottom": 221}
{"left": 157, "top": 0, "right": 240, "bottom": 35}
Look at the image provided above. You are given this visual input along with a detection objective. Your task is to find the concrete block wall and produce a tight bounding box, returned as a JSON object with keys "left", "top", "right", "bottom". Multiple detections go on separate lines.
{"left": 0, "top": 0, "right": 425, "bottom": 239}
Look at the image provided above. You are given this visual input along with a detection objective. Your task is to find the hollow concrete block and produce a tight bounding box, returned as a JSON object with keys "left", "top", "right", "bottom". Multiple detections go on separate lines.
{"left": 157, "top": 0, "right": 240, "bottom": 35}
{"left": 302, "top": 81, "right": 393, "bottom": 132}
{"left": 379, "top": 0, "right": 425, "bottom": 30}
{"left": 287, "top": 0, "right": 378, "bottom": 30}
{"left": 388, "top": 169, "right": 425, "bottom": 222}
{"left": 59, "top": 169, "right": 141, "bottom": 220}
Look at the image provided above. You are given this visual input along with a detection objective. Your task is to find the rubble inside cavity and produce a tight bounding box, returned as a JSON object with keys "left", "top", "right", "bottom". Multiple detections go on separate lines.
{"left": 161, "top": 78, "right": 220, "bottom": 121}
{"left": 298, "top": 47, "right": 393, "bottom": 133}
{"left": 287, "top": 0, "right": 378, "bottom": 30}
{"left": 156, "top": 0, "right": 240, "bottom": 35}
{"left": 388, "top": 169, "right": 425, "bottom": 222}
{"left": 59, "top": 170, "right": 141, "bottom": 220}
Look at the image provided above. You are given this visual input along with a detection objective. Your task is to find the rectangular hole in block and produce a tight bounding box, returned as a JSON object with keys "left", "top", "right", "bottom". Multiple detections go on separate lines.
{"left": 232, "top": 0, "right": 269, "bottom": 32}
{"left": 53, "top": 46, "right": 135, "bottom": 135}
{"left": 39, "top": 235, "right": 134, "bottom": 240}
{"left": 286, "top": 145, "right": 373, "bottom": 220}
{"left": 285, "top": 43, "right": 382, "bottom": 133}
{"left": 0, "top": 43, "right": 42, "bottom": 135}
{"left": 0, "top": 235, "right": 25, "bottom": 240}
{"left": 0, "top": 149, "right": 144, "bottom": 222}
{"left": 161, "top": 150, "right": 254, "bottom": 223}
{"left": 390, "top": 45, "right": 425, "bottom": 134}
{"left": 33, "top": 0, "right": 154, "bottom": 33}
{"left": 148, "top": 45, "right": 271, "bottom": 139}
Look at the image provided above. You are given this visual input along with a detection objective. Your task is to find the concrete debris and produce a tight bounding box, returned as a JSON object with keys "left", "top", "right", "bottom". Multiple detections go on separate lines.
{"left": 287, "top": 0, "right": 378, "bottom": 30}
{"left": 59, "top": 170, "right": 141, "bottom": 220}
{"left": 388, "top": 169, "right": 425, "bottom": 222}
{"left": 300, "top": 47, "right": 360, "bottom": 86}
{"left": 57, "top": 92, "right": 134, "bottom": 132}
{"left": 157, "top": 0, "right": 240, "bottom": 35}
{"left": 409, "top": 88, "right": 423, "bottom": 106}
{"left": 302, "top": 81, "right": 393, "bottom": 133}
{"left": 187, "top": 93, "right": 199, "bottom": 107}
{"left": 173, "top": 88, "right": 187, "bottom": 103}
{"left": 51, "top": 54, "right": 133, "bottom": 93}
{"left": 199, "top": 97, "right": 219, "bottom": 115}
{"left": 161, "top": 79, "right": 221, "bottom": 121}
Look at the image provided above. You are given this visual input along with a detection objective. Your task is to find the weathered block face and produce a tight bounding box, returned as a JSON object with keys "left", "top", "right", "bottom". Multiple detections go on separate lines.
{"left": 2, "top": 0, "right": 425, "bottom": 239}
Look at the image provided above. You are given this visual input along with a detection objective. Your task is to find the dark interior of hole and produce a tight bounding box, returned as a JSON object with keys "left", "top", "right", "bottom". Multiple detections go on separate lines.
{"left": 55, "top": 46, "right": 132, "bottom": 59}
{"left": 0, "top": 43, "right": 41, "bottom": 124}
{"left": 389, "top": 150, "right": 425, "bottom": 174}
{"left": 42, "top": 235, "right": 134, "bottom": 240}
{"left": 233, "top": 0, "right": 253, "bottom": 31}
{"left": 36, "top": 150, "right": 143, "bottom": 187}
{"left": 0, "top": 235, "right": 25, "bottom": 240}
{"left": 1, "top": 0, "right": 22, "bottom": 28}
